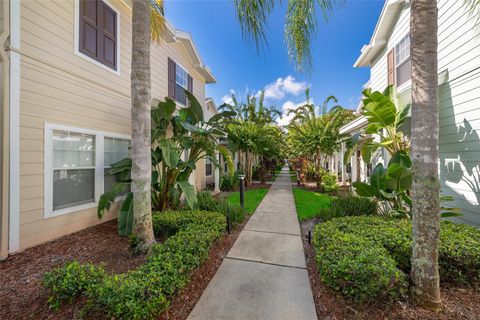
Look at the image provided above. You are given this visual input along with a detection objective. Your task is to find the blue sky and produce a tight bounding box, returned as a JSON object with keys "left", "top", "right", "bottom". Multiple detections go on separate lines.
{"left": 165, "top": 0, "right": 384, "bottom": 125}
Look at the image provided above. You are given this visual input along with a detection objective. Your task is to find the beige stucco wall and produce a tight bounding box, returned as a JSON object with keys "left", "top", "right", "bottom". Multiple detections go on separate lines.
{"left": 17, "top": 0, "right": 207, "bottom": 251}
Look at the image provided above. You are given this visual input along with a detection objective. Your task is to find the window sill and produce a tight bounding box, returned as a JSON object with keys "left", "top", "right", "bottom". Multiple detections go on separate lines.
{"left": 74, "top": 50, "right": 120, "bottom": 76}
{"left": 44, "top": 202, "right": 97, "bottom": 219}
{"left": 397, "top": 80, "right": 411, "bottom": 94}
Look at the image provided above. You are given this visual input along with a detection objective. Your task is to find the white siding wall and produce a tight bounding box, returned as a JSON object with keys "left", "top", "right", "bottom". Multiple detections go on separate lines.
{"left": 366, "top": 0, "right": 480, "bottom": 225}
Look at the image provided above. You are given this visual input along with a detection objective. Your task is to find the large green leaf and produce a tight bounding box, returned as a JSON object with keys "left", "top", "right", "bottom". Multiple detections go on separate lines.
{"left": 118, "top": 192, "right": 133, "bottom": 236}
{"left": 97, "top": 182, "right": 128, "bottom": 218}
{"left": 385, "top": 163, "right": 412, "bottom": 191}
{"left": 370, "top": 163, "right": 386, "bottom": 193}
{"left": 159, "top": 139, "right": 180, "bottom": 168}
{"left": 388, "top": 150, "right": 412, "bottom": 168}
{"left": 154, "top": 98, "right": 176, "bottom": 120}
{"left": 360, "top": 141, "right": 379, "bottom": 163}
{"left": 179, "top": 121, "right": 206, "bottom": 133}
{"left": 185, "top": 90, "right": 204, "bottom": 124}
{"left": 353, "top": 181, "right": 377, "bottom": 197}
{"left": 177, "top": 180, "right": 197, "bottom": 209}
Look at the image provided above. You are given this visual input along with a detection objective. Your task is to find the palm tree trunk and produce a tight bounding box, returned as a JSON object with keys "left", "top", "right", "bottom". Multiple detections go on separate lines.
{"left": 410, "top": 0, "right": 441, "bottom": 311}
{"left": 131, "top": 0, "right": 155, "bottom": 252}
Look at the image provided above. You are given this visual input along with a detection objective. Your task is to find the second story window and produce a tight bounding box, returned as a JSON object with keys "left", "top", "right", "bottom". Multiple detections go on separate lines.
{"left": 78, "top": 0, "right": 118, "bottom": 71}
{"left": 168, "top": 58, "right": 193, "bottom": 105}
{"left": 394, "top": 34, "right": 411, "bottom": 86}
{"left": 175, "top": 64, "right": 188, "bottom": 105}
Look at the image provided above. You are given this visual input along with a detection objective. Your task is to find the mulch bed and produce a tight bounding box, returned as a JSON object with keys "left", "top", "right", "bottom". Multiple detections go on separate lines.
{"left": 0, "top": 215, "right": 249, "bottom": 320}
{"left": 0, "top": 220, "right": 146, "bottom": 319}
{"left": 300, "top": 223, "right": 480, "bottom": 320}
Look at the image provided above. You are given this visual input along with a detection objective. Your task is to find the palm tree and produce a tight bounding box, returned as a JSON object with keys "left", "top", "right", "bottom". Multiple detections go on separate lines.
{"left": 409, "top": 0, "right": 441, "bottom": 311}
{"left": 130, "top": 0, "right": 164, "bottom": 252}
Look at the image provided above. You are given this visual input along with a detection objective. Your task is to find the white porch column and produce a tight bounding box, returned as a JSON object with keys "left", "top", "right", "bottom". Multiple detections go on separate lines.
{"left": 214, "top": 147, "right": 220, "bottom": 193}
{"left": 341, "top": 143, "right": 346, "bottom": 185}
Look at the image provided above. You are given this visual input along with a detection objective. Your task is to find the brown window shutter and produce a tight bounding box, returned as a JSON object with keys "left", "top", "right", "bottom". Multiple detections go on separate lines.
{"left": 79, "top": 0, "right": 99, "bottom": 59}
{"left": 168, "top": 58, "right": 176, "bottom": 99}
{"left": 79, "top": 0, "right": 117, "bottom": 70}
{"left": 387, "top": 49, "right": 395, "bottom": 85}
{"left": 187, "top": 74, "right": 193, "bottom": 93}
{"left": 100, "top": 2, "right": 117, "bottom": 69}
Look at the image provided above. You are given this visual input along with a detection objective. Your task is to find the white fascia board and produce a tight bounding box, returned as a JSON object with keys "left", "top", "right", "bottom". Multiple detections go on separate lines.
{"left": 339, "top": 116, "right": 368, "bottom": 135}
{"left": 353, "top": 0, "right": 407, "bottom": 68}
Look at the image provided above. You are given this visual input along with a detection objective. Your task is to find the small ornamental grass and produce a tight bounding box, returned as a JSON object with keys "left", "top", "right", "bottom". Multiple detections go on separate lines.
{"left": 44, "top": 210, "right": 225, "bottom": 319}
{"left": 317, "top": 196, "right": 377, "bottom": 221}
{"left": 313, "top": 216, "right": 480, "bottom": 302}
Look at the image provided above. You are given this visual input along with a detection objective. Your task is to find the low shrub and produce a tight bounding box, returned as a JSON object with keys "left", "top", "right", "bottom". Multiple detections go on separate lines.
{"left": 43, "top": 261, "right": 106, "bottom": 310}
{"left": 321, "top": 172, "right": 339, "bottom": 193}
{"left": 317, "top": 196, "right": 377, "bottom": 221}
{"left": 220, "top": 172, "right": 239, "bottom": 191}
{"left": 195, "top": 191, "right": 245, "bottom": 225}
{"left": 44, "top": 210, "right": 225, "bottom": 319}
{"left": 313, "top": 216, "right": 480, "bottom": 302}
{"left": 314, "top": 226, "right": 407, "bottom": 302}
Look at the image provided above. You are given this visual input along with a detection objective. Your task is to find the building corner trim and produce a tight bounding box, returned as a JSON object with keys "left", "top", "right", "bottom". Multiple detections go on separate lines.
{"left": 8, "top": 0, "right": 20, "bottom": 253}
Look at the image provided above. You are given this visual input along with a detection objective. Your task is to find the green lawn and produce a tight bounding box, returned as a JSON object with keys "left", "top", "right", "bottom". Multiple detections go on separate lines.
{"left": 293, "top": 187, "right": 332, "bottom": 221}
{"left": 226, "top": 188, "right": 269, "bottom": 214}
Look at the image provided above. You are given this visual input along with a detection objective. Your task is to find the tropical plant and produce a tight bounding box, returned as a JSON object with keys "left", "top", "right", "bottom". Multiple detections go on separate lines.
{"left": 98, "top": 92, "right": 234, "bottom": 236}
{"left": 287, "top": 90, "right": 354, "bottom": 188}
{"left": 220, "top": 91, "right": 283, "bottom": 186}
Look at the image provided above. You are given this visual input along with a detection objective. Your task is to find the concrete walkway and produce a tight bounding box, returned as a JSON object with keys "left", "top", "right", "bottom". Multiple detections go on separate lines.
{"left": 188, "top": 168, "right": 317, "bottom": 320}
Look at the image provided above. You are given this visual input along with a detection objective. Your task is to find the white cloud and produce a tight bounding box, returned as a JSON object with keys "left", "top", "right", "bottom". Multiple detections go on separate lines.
{"left": 276, "top": 99, "right": 312, "bottom": 127}
{"left": 221, "top": 89, "right": 236, "bottom": 105}
{"left": 261, "top": 75, "right": 308, "bottom": 101}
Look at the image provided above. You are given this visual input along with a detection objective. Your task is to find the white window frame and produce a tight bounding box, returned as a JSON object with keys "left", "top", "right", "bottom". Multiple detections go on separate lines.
{"left": 174, "top": 61, "right": 188, "bottom": 107}
{"left": 44, "top": 123, "right": 130, "bottom": 219}
{"left": 74, "top": 0, "right": 121, "bottom": 76}
{"left": 394, "top": 33, "right": 411, "bottom": 91}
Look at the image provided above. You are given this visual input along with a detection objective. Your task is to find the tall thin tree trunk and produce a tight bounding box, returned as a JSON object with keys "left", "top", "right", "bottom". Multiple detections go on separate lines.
{"left": 131, "top": 0, "right": 155, "bottom": 252}
{"left": 410, "top": 0, "right": 441, "bottom": 311}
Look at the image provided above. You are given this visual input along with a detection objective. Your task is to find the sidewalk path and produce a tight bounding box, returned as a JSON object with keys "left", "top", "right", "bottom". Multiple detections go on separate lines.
{"left": 188, "top": 167, "right": 317, "bottom": 320}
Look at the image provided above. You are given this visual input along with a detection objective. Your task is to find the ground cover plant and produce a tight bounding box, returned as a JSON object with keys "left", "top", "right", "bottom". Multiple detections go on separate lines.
{"left": 43, "top": 210, "right": 225, "bottom": 319}
{"left": 316, "top": 195, "right": 377, "bottom": 221}
{"left": 313, "top": 216, "right": 480, "bottom": 302}
{"left": 226, "top": 188, "right": 269, "bottom": 214}
{"left": 293, "top": 187, "right": 332, "bottom": 221}
{"left": 195, "top": 191, "right": 245, "bottom": 225}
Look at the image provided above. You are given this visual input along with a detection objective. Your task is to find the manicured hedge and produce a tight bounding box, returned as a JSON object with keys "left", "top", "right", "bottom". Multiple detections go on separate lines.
{"left": 44, "top": 210, "right": 225, "bottom": 319}
{"left": 313, "top": 216, "right": 480, "bottom": 302}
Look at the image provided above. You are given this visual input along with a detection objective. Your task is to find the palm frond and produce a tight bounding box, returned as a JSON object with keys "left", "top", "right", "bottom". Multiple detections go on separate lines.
{"left": 284, "top": 0, "right": 343, "bottom": 71}
{"left": 464, "top": 0, "right": 480, "bottom": 32}
{"left": 149, "top": 0, "right": 165, "bottom": 43}
{"left": 233, "top": 0, "right": 276, "bottom": 52}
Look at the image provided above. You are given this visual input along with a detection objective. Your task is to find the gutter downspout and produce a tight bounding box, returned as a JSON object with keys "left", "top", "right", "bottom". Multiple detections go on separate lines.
{"left": 0, "top": 0, "right": 9, "bottom": 260}
{"left": 7, "top": 0, "right": 20, "bottom": 255}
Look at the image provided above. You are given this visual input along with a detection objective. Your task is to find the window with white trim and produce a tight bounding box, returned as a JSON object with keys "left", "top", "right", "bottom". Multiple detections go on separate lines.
{"left": 104, "top": 137, "right": 131, "bottom": 192}
{"left": 175, "top": 64, "right": 188, "bottom": 105}
{"left": 45, "top": 124, "right": 131, "bottom": 218}
{"left": 394, "top": 33, "right": 411, "bottom": 86}
{"left": 52, "top": 130, "right": 96, "bottom": 211}
{"left": 205, "top": 157, "right": 213, "bottom": 176}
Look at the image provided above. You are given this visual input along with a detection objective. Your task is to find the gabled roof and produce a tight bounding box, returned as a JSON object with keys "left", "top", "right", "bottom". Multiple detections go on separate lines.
{"left": 354, "top": 0, "right": 409, "bottom": 67}
{"left": 205, "top": 97, "right": 218, "bottom": 114}
{"left": 119, "top": 0, "right": 216, "bottom": 83}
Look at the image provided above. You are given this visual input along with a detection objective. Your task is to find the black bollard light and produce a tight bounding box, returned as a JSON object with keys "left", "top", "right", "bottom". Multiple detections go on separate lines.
{"left": 238, "top": 174, "right": 245, "bottom": 211}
